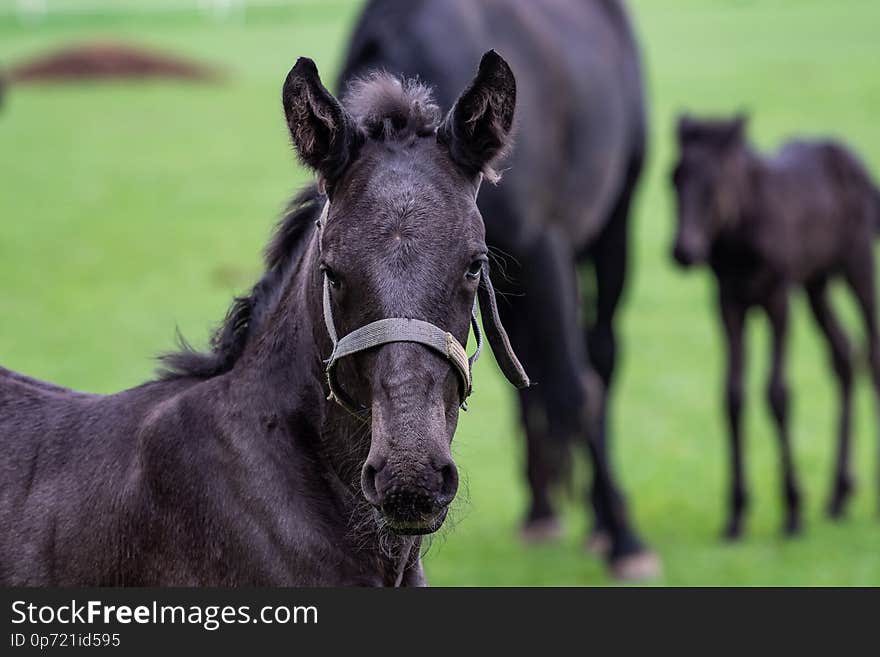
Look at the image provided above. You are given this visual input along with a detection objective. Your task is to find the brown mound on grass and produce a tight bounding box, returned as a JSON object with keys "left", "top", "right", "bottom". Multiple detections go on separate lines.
{"left": 8, "top": 42, "right": 222, "bottom": 84}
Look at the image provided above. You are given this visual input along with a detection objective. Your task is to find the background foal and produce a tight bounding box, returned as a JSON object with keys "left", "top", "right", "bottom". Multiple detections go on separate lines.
{"left": 671, "top": 115, "right": 880, "bottom": 538}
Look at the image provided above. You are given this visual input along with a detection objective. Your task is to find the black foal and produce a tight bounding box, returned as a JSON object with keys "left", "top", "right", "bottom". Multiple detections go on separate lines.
{"left": 672, "top": 114, "right": 880, "bottom": 538}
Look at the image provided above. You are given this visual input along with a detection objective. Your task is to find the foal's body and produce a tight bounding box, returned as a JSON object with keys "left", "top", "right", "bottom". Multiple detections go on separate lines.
{"left": 0, "top": 233, "right": 420, "bottom": 586}
{"left": 673, "top": 116, "right": 880, "bottom": 537}
{"left": 714, "top": 142, "right": 874, "bottom": 292}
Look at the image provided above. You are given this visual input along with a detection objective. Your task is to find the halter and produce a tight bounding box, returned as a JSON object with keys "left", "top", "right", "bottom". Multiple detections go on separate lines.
{"left": 317, "top": 200, "right": 484, "bottom": 420}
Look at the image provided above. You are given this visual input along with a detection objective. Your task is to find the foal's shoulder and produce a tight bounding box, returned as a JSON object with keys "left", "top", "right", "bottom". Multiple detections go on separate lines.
{"left": 137, "top": 378, "right": 205, "bottom": 424}
{"left": 134, "top": 375, "right": 231, "bottom": 449}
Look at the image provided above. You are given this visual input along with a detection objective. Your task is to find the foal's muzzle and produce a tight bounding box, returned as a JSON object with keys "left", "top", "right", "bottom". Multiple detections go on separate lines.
{"left": 672, "top": 243, "right": 696, "bottom": 267}
{"left": 361, "top": 459, "right": 459, "bottom": 534}
{"left": 672, "top": 235, "right": 707, "bottom": 268}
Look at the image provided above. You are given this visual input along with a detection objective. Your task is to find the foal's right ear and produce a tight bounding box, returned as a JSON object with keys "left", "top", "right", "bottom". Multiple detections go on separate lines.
{"left": 725, "top": 113, "right": 749, "bottom": 145}
{"left": 282, "top": 57, "right": 363, "bottom": 188}
{"left": 438, "top": 50, "right": 516, "bottom": 184}
{"left": 677, "top": 113, "right": 696, "bottom": 143}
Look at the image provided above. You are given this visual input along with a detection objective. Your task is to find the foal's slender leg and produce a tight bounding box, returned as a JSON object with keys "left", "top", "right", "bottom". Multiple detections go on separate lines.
{"left": 764, "top": 288, "right": 802, "bottom": 536}
{"left": 719, "top": 291, "right": 748, "bottom": 540}
{"left": 844, "top": 243, "right": 880, "bottom": 514}
{"left": 806, "top": 280, "right": 855, "bottom": 518}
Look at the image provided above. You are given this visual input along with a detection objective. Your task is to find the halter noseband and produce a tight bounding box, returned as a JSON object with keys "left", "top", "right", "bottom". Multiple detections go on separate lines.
{"left": 317, "top": 200, "right": 484, "bottom": 419}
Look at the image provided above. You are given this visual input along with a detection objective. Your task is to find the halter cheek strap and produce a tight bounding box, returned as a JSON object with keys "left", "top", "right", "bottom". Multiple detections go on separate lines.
{"left": 317, "top": 201, "right": 483, "bottom": 420}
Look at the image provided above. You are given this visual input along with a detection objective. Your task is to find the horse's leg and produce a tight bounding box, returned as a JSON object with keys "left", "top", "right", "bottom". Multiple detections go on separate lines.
{"left": 518, "top": 228, "right": 591, "bottom": 443}
{"left": 582, "top": 213, "right": 625, "bottom": 556}
{"left": 581, "top": 412, "right": 663, "bottom": 579}
{"left": 764, "top": 287, "right": 802, "bottom": 536}
{"left": 719, "top": 290, "right": 748, "bottom": 540}
{"left": 806, "top": 279, "right": 855, "bottom": 519}
{"left": 494, "top": 257, "right": 568, "bottom": 542}
{"left": 507, "top": 223, "right": 650, "bottom": 567}
{"left": 517, "top": 387, "right": 564, "bottom": 542}
{"left": 844, "top": 241, "right": 880, "bottom": 514}
{"left": 582, "top": 158, "right": 658, "bottom": 579}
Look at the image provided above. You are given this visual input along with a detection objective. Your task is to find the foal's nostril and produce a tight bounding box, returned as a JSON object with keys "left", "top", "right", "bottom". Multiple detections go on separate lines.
{"left": 361, "top": 463, "right": 380, "bottom": 506}
{"left": 438, "top": 463, "right": 459, "bottom": 505}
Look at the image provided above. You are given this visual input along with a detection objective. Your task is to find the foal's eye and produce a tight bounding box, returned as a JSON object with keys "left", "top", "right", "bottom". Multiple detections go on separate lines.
{"left": 465, "top": 259, "right": 484, "bottom": 280}
{"left": 321, "top": 265, "right": 341, "bottom": 288}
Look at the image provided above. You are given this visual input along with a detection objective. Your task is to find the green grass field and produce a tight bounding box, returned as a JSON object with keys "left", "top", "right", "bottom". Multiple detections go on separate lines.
{"left": 1, "top": 0, "right": 879, "bottom": 585}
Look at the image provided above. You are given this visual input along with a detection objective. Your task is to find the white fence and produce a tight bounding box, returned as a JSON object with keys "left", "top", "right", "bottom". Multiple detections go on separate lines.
{"left": 0, "top": 1, "right": 313, "bottom": 22}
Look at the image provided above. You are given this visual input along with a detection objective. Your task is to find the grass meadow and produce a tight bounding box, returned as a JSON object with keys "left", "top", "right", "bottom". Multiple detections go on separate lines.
{"left": 1, "top": 0, "right": 879, "bottom": 585}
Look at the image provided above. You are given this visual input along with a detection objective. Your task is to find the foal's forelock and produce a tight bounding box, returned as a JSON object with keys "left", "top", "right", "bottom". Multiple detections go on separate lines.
{"left": 343, "top": 73, "right": 442, "bottom": 141}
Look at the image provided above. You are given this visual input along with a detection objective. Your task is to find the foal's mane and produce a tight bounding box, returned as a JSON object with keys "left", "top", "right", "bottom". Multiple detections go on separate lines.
{"left": 158, "top": 72, "right": 441, "bottom": 380}
{"left": 158, "top": 185, "right": 322, "bottom": 380}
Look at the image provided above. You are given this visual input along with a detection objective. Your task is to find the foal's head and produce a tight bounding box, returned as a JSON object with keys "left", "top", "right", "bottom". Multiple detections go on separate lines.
{"left": 282, "top": 52, "right": 521, "bottom": 534}
{"left": 671, "top": 114, "right": 749, "bottom": 266}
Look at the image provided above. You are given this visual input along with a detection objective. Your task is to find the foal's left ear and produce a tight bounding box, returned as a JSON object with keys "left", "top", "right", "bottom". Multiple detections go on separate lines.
{"left": 437, "top": 50, "right": 516, "bottom": 184}
{"left": 282, "top": 57, "right": 363, "bottom": 189}
{"left": 724, "top": 113, "right": 749, "bottom": 147}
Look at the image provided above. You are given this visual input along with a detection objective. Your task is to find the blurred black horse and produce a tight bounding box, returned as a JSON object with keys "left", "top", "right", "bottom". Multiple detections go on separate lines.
{"left": 340, "top": 0, "right": 655, "bottom": 577}
{"left": 673, "top": 114, "right": 880, "bottom": 538}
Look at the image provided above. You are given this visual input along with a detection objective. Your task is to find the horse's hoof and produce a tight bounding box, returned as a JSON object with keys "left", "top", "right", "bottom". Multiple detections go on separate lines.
{"left": 827, "top": 478, "right": 855, "bottom": 520}
{"left": 826, "top": 499, "right": 848, "bottom": 521}
{"left": 518, "top": 516, "right": 564, "bottom": 544}
{"left": 585, "top": 530, "right": 612, "bottom": 556}
{"left": 610, "top": 551, "right": 662, "bottom": 582}
{"left": 722, "top": 524, "right": 744, "bottom": 542}
{"left": 827, "top": 507, "right": 846, "bottom": 521}
{"left": 783, "top": 521, "right": 803, "bottom": 537}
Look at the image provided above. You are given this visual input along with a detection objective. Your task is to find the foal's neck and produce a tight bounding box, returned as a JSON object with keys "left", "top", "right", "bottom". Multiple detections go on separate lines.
{"left": 242, "top": 235, "right": 365, "bottom": 481}
{"left": 716, "top": 148, "right": 764, "bottom": 245}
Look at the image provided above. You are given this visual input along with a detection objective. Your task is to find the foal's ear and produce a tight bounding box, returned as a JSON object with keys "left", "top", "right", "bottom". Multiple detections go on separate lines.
{"left": 725, "top": 113, "right": 749, "bottom": 145}
{"left": 438, "top": 50, "right": 516, "bottom": 184}
{"left": 677, "top": 113, "right": 696, "bottom": 143}
{"left": 282, "top": 57, "right": 363, "bottom": 188}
